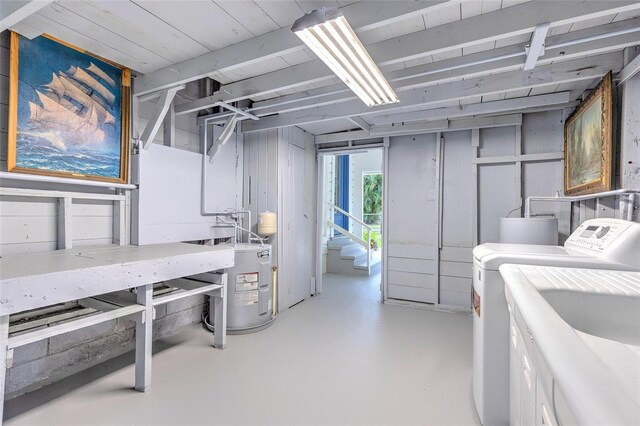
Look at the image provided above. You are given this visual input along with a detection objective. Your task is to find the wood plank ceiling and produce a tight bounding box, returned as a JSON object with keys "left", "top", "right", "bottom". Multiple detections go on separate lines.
{"left": 8, "top": 0, "right": 640, "bottom": 136}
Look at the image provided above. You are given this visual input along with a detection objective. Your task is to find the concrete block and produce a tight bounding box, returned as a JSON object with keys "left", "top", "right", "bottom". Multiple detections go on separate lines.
{"left": 11, "top": 339, "right": 48, "bottom": 366}
{"left": 48, "top": 319, "right": 118, "bottom": 354}
{"left": 6, "top": 328, "right": 135, "bottom": 398}
{"left": 154, "top": 303, "right": 167, "bottom": 319}
{"left": 165, "top": 294, "right": 204, "bottom": 316}
{"left": 153, "top": 306, "right": 203, "bottom": 340}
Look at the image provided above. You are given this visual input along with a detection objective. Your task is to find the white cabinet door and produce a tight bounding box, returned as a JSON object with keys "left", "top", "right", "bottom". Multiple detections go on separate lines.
{"left": 285, "top": 143, "right": 309, "bottom": 307}
{"left": 510, "top": 317, "right": 522, "bottom": 426}
{"left": 385, "top": 134, "right": 439, "bottom": 303}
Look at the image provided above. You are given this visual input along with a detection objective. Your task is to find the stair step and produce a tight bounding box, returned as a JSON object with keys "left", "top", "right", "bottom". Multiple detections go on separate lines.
{"left": 340, "top": 245, "right": 366, "bottom": 259}
{"left": 353, "top": 251, "right": 382, "bottom": 269}
{"left": 328, "top": 238, "right": 358, "bottom": 249}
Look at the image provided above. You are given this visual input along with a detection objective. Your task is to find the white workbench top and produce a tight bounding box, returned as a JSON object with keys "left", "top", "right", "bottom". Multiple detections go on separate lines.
{"left": 0, "top": 243, "right": 235, "bottom": 315}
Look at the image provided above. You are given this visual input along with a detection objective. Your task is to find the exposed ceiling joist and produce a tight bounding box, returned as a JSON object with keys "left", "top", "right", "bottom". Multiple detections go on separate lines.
{"left": 315, "top": 115, "right": 524, "bottom": 143}
{"left": 252, "top": 32, "right": 637, "bottom": 118}
{"left": 250, "top": 18, "right": 640, "bottom": 111}
{"left": 241, "top": 52, "right": 621, "bottom": 133}
{"left": 366, "top": 92, "right": 571, "bottom": 126}
{"left": 0, "top": 0, "right": 53, "bottom": 32}
{"left": 348, "top": 117, "right": 370, "bottom": 133}
{"left": 179, "top": 1, "right": 640, "bottom": 111}
{"left": 523, "top": 23, "right": 550, "bottom": 71}
{"left": 133, "top": 0, "right": 452, "bottom": 96}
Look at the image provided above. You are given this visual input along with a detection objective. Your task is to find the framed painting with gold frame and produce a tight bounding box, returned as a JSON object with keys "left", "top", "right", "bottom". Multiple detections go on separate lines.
{"left": 563, "top": 72, "right": 612, "bottom": 196}
{"left": 8, "top": 31, "right": 130, "bottom": 184}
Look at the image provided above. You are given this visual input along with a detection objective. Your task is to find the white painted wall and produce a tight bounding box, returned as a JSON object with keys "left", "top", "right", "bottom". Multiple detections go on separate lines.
{"left": 132, "top": 124, "right": 243, "bottom": 245}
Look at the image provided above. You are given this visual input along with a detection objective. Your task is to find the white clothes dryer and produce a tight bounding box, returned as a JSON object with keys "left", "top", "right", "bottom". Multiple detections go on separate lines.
{"left": 472, "top": 218, "right": 640, "bottom": 426}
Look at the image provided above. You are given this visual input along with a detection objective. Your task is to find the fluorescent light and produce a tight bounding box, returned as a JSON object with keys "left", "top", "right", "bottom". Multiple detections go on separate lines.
{"left": 292, "top": 7, "right": 399, "bottom": 107}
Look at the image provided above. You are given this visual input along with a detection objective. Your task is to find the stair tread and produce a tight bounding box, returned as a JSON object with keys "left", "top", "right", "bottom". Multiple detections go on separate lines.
{"left": 340, "top": 245, "right": 366, "bottom": 258}
{"left": 328, "top": 239, "right": 359, "bottom": 249}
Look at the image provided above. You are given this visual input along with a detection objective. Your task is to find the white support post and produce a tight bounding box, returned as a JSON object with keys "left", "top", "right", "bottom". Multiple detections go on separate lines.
{"left": 213, "top": 273, "right": 227, "bottom": 349}
{"left": 113, "top": 195, "right": 126, "bottom": 246}
{"left": 135, "top": 284, "right": 153, "bottom": 392}
{"left": 471, "top": 129, "right": 480, "bottom": 246}
{"left": 0, "top": 315, "right": 9, "bottom": 423}
{"left": 207, "top": 114, "right": 239, "bottom": 162}
{"left": 435, "top": 132, "right": 443, "bottom": 305}
{"left": 57, "top": 197, "right": 72, "bottom": 250}
{"left": 515, "top": 125, "right": 523, "bottom": 216}
{"left": 139, "top": 86, "right": 183, "bottom": 150}
{"left": 163, "top": 103, "right": 176, "bottom": 148}
{"left": 381, "top": 137, "right": 390, "bottom": 302}
{"left": 523, "top": 23, "right": 550, "bottom": 71}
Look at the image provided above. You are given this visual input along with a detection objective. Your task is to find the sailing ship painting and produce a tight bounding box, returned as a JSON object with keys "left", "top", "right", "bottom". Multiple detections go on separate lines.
{"left": 9, "top": 33, "right": 129, "bottom": 182}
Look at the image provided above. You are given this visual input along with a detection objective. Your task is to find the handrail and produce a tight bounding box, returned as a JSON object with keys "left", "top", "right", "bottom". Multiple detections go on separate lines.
{"left": 328, "top": 202, "right": 373, "bottom": 231}
{"left": 327, "top": 221, "right": 367, "bottom": 247}
{"left": 525, "top": 189, "right": 639, "bottom": 220}
{"left": 326, "top": 221, "right": 371, "bottom": 271}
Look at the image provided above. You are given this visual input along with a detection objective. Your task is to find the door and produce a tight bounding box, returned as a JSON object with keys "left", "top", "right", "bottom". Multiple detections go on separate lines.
{"left": 286, "top": 143, "right": 308, "bottom": 307}
{"left": 385, "top": 134, "right": 439, "bottom": 303}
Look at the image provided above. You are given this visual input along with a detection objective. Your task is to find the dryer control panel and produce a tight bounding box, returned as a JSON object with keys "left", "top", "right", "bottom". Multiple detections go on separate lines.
{"left": 564, "top": 219, "right": 640, "bottom": 266}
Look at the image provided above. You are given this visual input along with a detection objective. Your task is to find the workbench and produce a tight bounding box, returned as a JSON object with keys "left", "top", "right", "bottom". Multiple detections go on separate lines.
{"left": 0, "top": 243, "right": 234, "bottom": 422}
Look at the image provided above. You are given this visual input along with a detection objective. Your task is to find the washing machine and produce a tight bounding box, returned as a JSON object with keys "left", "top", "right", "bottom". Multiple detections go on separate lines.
{"left": 472, "top": 218, "right": 640, "bottom": 426}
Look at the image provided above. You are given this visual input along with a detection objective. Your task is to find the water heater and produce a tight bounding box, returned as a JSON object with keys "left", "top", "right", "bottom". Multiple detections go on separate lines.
{"left": 210, "top": 243, "right": 274, "bottom": 333}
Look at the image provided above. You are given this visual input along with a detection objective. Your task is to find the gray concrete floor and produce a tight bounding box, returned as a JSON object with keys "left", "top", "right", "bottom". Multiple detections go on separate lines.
{"left": 5, "top": 273, "right": 480, "bottom": 425}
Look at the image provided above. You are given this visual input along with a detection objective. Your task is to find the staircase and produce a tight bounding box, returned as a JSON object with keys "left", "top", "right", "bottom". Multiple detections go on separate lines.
{"left": 326, "top": 235, "right": 381, "bottom": 276}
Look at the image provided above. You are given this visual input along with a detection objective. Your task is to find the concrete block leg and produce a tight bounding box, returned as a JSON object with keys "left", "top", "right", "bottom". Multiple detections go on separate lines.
{"left": 135, "top": 284, "right": 153, "bottom": 392}
{"left": 213, "top": 273, "right": 227, "bottom": 350}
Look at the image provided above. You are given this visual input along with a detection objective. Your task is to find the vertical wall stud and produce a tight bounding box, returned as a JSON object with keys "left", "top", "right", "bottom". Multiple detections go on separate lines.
{"left": 515, "top": 125, "right": 523, "bottom": 217}
{"left": 471, "top": 129, "right": 480, "bottom": 246}
{"left": 57, "top": 197, "right": 73, "bottom": 249}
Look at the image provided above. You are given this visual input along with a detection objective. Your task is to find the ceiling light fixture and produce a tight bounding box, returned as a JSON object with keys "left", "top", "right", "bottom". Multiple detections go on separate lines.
{"left": 291, "top": 7, "right": 399, "bottom": 107}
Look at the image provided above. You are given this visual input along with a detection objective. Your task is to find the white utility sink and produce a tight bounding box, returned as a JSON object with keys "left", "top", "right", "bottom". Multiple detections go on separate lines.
{"left": 539, "top": 289, "right": 640, "bottom": 345}
{"left": 500, "top": 265, "right": 640, "bottom": 426}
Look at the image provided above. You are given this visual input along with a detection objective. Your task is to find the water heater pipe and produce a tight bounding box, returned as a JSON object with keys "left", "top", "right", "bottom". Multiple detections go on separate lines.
{"left": 272, "top": 266, "right": 278, "bottom": 318}
{"left": 524, "top": 189, "right": 639, "bottom": 220}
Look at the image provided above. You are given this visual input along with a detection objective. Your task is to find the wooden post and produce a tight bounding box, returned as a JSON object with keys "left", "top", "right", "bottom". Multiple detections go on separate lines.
{"left": 57, "top": 197, "right": 73, "bottom": 249}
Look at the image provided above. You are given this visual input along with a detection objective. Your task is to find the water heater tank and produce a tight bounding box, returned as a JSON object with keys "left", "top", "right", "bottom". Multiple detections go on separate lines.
{"left": 210, "top": 243, "right": 274, "bottom": 334}
{"left": 258, "top": 211, "right": 277, "bottom": 236}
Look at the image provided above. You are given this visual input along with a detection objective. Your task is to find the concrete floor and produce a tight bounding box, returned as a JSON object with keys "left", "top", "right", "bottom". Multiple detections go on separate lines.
{"left": 5, "top": 273, "right": 480, "bottom": 425}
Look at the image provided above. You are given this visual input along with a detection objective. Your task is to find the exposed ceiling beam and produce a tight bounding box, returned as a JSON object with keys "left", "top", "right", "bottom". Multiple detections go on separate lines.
{"left": 248, "top": 20, "right": 640, "bottom": 116}
{"left": 181, "top": 1, "right": 640, "bottom": 110}
{"left": 0, "top": 0, "right": 53, "bottom": 32}
{"left": 617, "top": 52, "right": 640, "bottom": 85}
{"left": 523, "top": 23, "right": 550, "bottom": 71}
{"left": 252, "top": 32, "right": 637, "bottom": 118}
{"left": 241, "top": 52, "right": 621, "bottom": 133}
{"left": 348, "top": 117, "right": 370, "bottom": 133}
{"left": 315, "top": 114, "right": 523, "bottom": 143}
{"left": 133, "top": 0, "right": 453, "bottom": 96}
{"left": 366, "top": 92, "right": 571, "bottom": 125}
